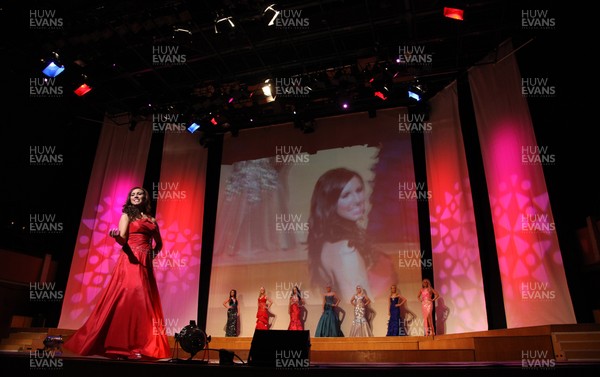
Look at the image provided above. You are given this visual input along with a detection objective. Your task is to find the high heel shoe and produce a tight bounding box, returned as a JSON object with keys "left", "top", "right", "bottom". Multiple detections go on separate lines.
{"left": 128, "top": 352, "right": 143, "bottom": 360}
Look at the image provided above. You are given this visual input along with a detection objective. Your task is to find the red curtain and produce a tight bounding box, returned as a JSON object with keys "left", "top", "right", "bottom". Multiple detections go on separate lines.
{"left": 153, "top": 131, "right": 208, "bottom": 333}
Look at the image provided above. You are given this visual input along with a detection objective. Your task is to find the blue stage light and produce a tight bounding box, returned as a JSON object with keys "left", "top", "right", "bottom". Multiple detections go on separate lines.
{"left": 42, "top": 61, "right": 65, "bottom": 78}
{"left": 187, "top": 122, "right": 201, "bottom": 133}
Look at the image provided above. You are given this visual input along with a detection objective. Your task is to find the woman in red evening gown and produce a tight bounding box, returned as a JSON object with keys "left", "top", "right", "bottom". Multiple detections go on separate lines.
{"left": 288, "top": 286, "right": 304, "bottom": 330}
{"left": 255, "top": 286, "right": 272, "bottom": 330}
{"left": 63, "top": 187, "right": 171, "bottom": 360}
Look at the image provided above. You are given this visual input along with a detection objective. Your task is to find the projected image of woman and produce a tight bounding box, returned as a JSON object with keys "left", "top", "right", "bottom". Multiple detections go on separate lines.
{"left": 307, "top": 168, "right": 373, "bottom": 301}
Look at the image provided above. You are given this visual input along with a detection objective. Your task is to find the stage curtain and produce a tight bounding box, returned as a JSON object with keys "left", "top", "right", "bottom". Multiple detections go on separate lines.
{"left": 424, "top": 81, "right": 488, "bottom": 333}
{"left": 468, "top": 40, "right": 576, "bottom": 327}
{"left": 153, "top": 131, "right": 207, "bottom": 333}
{"left": 58, "top": 115, "right": 153, "bottom": 329}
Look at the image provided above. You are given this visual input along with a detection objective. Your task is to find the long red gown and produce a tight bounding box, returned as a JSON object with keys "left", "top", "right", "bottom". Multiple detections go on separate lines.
{"left": 63, "top": 218, "right": 171, "bottom": 359}
{"left": 256, "top": 296, "right": 269, "bottom": 330}
{"left": 288, "top": 295, "right": 303, "bottom": 330}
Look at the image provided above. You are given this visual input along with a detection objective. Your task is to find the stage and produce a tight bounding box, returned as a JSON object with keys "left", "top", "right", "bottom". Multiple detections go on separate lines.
{"left": 2, "top": 324, "right": 600, "bottom": 376}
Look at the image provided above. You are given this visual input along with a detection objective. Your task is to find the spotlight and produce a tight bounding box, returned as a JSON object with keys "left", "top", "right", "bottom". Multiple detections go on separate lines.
{"left": 408, "top": 90, "right": 421, "bottom": 102}
{"left": 263, "top": 4, "right": 281, "bottom": 26}
{"left": 214, "top": 12, "right": 235, "bottom": 34}
{"left": 187, "top": 122, "right": 201, "bottom": 133}
{"left": 42, "top": 62, "right": 65, "bottom": 78}
{"left": 42, "top": 335, "right": 64, "bottom": 352}
{"left": 443, "top": 7, "right": 464, "bottom": 20}
{"left": 262, "top": 80, "right": 272, "bottom": 97}
{"left": 42, "top": 52, "right": 64, "bottom": 78}
{"left": 174, "top": 320, "right": 211, "bottom": 361}
{"left": 173, "top": 27, "right": 192, "bottom": 44}
{"left": 374, "top": 91, "right": 387, "bottom": 101}
{"left": 408, "top": 82, "right": 425, "bottom": 102}
{"left": 74, "top": 80, "right": 92, "bottom": 96}
{"left": 261, "top": 79, "right": 276, "bottom": 103}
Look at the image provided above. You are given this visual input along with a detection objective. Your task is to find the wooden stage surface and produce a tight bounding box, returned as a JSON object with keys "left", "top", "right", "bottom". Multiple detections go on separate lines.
{"left": 2, "top": 323, "right": 600, "bottom": 376}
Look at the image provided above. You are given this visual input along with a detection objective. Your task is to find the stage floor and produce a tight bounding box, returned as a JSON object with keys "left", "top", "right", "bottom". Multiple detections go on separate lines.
{"left": 2, "top": 324, "right": 600, "bottom": 376}
{"left": 2, "top": 351, "right": 599, "bottom": 377}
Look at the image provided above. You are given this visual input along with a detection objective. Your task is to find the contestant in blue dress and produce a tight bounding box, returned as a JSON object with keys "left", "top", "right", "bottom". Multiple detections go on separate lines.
{"left": 315, "top": 285, "right": 344, "bottom": 337}
{"left": 386, "top": 284, "right": 407, "bottom": 336}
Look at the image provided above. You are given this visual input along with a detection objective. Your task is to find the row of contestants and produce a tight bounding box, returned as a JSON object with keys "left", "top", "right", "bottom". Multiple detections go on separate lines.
{"left": 223, "top": 280, "right": 439, "bottom": 337}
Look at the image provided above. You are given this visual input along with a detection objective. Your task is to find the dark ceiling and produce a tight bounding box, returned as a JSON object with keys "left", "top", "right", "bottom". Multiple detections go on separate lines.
{"left": 7, "top": 0, "right": 544, "bottom": 129}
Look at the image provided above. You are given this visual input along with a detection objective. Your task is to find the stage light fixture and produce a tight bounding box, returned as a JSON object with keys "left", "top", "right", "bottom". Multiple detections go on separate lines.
{"left": 174, "top": 320, "right": 211, "bottom": 361}
{"left": 187, "top": 122, "right": 201, "bottom": 133}
{"left": 262, "top": 80, "right": 272, "bottom": 97}
{"left": 261, "top": 79, "right": 276, "bottom": 103}
{"left": 408, "top": 82, "right": 426, "bottom": 102}
{"left": 43, "top": 335, "right": 64, "bottom": 351}
{"left": 42, "top": 52, "right": 65, "bottom": 77}
{"left": 408, "top": 89, "right": 421, "bottom": 101}
{"left": 263, "top": 4, "right": 281, "bottom": 26}
{"left": 173, "top": 28, "right": 192, "bottom": 44}
{"left": 42, "top": 61, "right": 65, "bottom": 78}
{"left": 444, "top": 7, "right": 464, "bottom": 20}
{"left": 214, "top": 13, "right": 235, "bottom": 34}
{"left": 74, "top": 78, "right": 92, "bottom": 97}
{"left": 374, "top": 91, "right": 387, "bottom": 100}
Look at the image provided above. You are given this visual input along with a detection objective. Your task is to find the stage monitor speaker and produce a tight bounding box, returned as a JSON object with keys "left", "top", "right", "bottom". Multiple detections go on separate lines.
{"left": 219, "top": 349, "right": 234, "bottom": 365}
{"left": 247, "top": 330, "right": 310, "bottom": 367}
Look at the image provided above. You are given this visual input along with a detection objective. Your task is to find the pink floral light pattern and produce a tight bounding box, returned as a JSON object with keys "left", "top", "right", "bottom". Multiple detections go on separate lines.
{"left": 468, "top": 41, "right": 575, "bottom": 327}
{"left": 425, "top": 81, "right": 488, "bottom": 334}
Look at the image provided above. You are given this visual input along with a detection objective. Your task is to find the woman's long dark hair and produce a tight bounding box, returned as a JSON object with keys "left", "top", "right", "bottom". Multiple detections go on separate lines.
{"left": 122, "top": 186, "right": 152, "bottom": 220}
{"left": 292, "top": 286, "right": 302, "bottom": 301}
{"left": 307, "top": 168, "right": 371, "bottom": 288}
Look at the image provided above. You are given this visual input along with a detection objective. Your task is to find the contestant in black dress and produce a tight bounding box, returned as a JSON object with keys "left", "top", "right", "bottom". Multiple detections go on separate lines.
{"left": 223, "top": 289, "right": 239, "bottom": 336}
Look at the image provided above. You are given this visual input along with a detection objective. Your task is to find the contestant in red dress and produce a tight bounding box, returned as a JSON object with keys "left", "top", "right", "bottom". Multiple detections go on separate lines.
{"left": 255, "top": 286, "right": 273, "bottom": 330}
{"left": 288, "top": 286, "right": 305, "bottom": 330}
{"left": 64, "top": 187, "right": 171, "bottom": 360}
